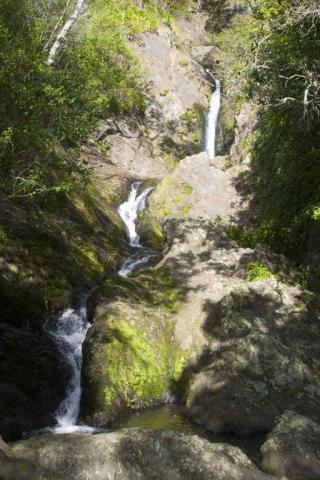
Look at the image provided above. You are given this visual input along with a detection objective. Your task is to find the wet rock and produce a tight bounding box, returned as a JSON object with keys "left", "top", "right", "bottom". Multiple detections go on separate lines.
{"left": 8, "top": 428, "right": 277, "bottom": 480}
{"left": 261, "top": 411, "right": 320, "bottom": 479}
{"left": 0, "top": 323, "right": 68, "bottom": 441}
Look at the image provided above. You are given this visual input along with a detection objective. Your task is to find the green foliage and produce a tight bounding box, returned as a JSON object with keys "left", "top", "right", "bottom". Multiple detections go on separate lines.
{"left": 0, "top": 0, "right": 146, "bottom": 198}
{"left": 246, "top": 261, "right": 272, "bottom": 282}
{"left": 179, "top": 58, "right": 189, "bottom": 66}
{"left": 203, "top": 0, "right": 248, "bottom": 31}
{"left": 245, "top": 0, "right": 320, "bottom": 258}
{"left": 90, "top": 0, "right": 172, "bottom": 35}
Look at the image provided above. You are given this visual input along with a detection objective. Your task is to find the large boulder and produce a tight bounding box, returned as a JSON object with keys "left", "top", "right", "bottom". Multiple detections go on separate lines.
{"left": 261, "top": 411, "right": 320, "bottom": 479}
{"left": 0, "top": 323, "right": 68, "bottom": 441}
{"left": 81, "top": 269, "right": 188, "bottom": 425}
{"left": 6, "top": 428, "right": 277, "bottom": 480}
{"left": 146, "top": 152, "right": 240, "bottom": 226}
{"left": 184, "top": 274, "right": 320, "bottom": 433}
{"left": 82, "top": 213, "right": 320, "bottom": 436}
{"left": 158, "top": 219, "right": 320, "bottom": 434}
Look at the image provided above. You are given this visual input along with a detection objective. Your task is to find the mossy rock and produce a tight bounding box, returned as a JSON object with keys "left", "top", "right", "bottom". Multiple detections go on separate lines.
{"left": 81, "top": 269, "right": 191, "bottom": 425}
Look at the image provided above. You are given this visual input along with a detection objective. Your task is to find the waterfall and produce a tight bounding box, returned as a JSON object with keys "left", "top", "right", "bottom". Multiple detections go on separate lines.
{"left": 118, "top": 182, "right": 153, "bottom": 247}
{"left": 48, "top": 298, "right": 95, "bottom": 434}
{"left": 118, "top": 181, "right": 154, "bottom": 277}
{"left": 42, "top": 182, "right": 153, "bottom": 435}
{"left": 205, "top": 73, "right": 221, "bottom": 159}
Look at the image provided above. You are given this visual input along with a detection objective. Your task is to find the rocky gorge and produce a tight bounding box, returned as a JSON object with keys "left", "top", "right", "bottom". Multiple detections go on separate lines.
{"left": 1, "top": 1, "right": 320, "bottom": 479}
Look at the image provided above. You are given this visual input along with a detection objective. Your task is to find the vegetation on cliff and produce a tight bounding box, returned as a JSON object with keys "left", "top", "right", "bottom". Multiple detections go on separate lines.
{"left": 241, "top": 0, "right": 320, "bottom": 262}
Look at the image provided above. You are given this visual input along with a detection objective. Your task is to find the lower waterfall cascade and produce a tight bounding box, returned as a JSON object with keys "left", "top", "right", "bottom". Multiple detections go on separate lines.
{"left": 47, "top": 181, "right": 155, "bottom": 434}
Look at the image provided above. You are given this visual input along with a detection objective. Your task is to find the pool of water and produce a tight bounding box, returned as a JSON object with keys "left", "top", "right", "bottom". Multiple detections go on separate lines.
{"left": 110, "top": 405, "right": 266, "bottom": 467}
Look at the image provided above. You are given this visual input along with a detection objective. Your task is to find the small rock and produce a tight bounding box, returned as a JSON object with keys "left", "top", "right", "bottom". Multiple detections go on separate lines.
{"left": 261, "top": 411, "right": 320, "bottom": 479}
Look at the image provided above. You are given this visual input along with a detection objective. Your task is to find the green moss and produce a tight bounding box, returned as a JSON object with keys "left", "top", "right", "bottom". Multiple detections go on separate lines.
{"left": 0, "top": 225, "right": 7, "bottom": 242}
{"left": 180, "top": 182, "right": 193, "bottom": 196}
{"left": 246, "top": 262, "right": 273, "bottom": 282}
{"left": 134, "top": 267, "right": 181, "bottom": 312}
{"left": 103, "top": 318, "right": 166, "bottom": 410}
{"left": 181, "top": 203, "right": 192, "bottom": 215}
{"left": 183, "top": 108, "right": 198, "bottom": 125}
{"left": 100, "top": 310, "right": 192, "bottom": 415}
{"left": 150, "top": 221, "right": 165, "bottom": 248}
{"left": 179, "top": 58, "right": 189, "bottom": 66}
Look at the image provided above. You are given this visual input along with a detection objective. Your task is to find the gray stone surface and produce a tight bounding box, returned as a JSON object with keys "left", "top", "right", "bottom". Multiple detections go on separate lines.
{"left": 261, "top": 411, "right": 320, "bottom": 479}
{"left": 157, "top": 219, "right": 320, "bottom": 433}
{"left": 148, "top": 152, "right": 240, "bottom": 222}
{"left": 5, "top": 429, "right": 276, "bottom": 480}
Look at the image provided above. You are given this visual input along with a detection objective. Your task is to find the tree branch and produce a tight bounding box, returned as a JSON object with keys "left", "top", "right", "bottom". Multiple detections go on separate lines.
{"left": 47, "top": 0, "right": 86, "bottom": 66}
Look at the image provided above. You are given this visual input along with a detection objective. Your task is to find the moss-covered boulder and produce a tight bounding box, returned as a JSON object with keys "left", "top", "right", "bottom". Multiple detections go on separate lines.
{"left": 138, "top": 218, "right": 320, "bottom": 435}
{"left": 0, "top": 171, "right": 128, "bottom": 330}
{"left": 144, "top": 151, "right": 240, "bottom": 236}
{"left": 81, "top": 269, "right": 190, "bottom": 425}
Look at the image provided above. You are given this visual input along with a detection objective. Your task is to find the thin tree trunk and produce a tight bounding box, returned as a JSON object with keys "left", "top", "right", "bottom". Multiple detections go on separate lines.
{"left": 43, "top": 0, "right": 72, "bottom": 54}
{"left": 47, "top": 0, "right": 86, "bottom": 65}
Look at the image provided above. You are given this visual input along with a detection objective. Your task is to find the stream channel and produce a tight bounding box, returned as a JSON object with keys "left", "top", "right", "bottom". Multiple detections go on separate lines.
{"left": 31, "top": 74, "right": 266, "bottom": 465}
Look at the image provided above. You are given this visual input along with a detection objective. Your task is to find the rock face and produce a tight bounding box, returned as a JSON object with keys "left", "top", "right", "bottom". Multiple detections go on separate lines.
{"left": 161, "top": 218, "right": 320, "bottom": 433}
{"left": 0, "top": 323, "right": 68, "bottom": 441}
{"left": 105, "top": 16, "right": 212, "bottom": 179}
{"left": 159, "top": 220, "right": 320, "bottom": 434}
{"left": 147, "top": 152, "right": 240, "bottom": 223}
{"left": 261, "top": 411, "right": 320, "bottom": 479}
{"left": 82, "top": 209, "right": 320, "bottom": 435}
{"left": 5, "top": 429, "right": 276, "bottom": 480}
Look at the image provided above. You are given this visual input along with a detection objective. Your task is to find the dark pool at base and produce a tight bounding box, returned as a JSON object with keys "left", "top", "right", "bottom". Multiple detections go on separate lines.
{"left": 110, "top": 405, "right": 266, "bottom": 467}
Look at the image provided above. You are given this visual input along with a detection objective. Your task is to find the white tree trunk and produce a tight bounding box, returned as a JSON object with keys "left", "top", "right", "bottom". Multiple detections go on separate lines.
{"left": 47, "top": 0, "right": 86, "bottom": 65}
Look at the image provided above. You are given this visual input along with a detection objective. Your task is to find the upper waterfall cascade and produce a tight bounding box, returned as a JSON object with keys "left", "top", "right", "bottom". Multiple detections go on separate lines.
{"left": 205, "top": 73, "right": 221, "bottom": 159}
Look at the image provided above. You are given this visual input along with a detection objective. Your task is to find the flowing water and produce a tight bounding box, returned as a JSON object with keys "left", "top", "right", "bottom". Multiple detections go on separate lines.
{"left": 45, "top": 182, "right": 154, "bottom": 434}
{"left": 205, "top": 72, "right": 221, "bottom": 159}
{"left": 29, "top": 72, "right": 262, "bottom": 471}
{"left": 40, "top": 75, "right": 221, "bottom": 438}
{"left": 118, "top": 181, "right": 155, "bottom": 277}
{"left": 47, "top": 298, "right": 95, "bottom": 434}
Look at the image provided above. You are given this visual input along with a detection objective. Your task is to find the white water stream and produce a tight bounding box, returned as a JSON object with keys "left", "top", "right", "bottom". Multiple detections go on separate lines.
{"left": 46, "top": 182, "right": 154, "bottom": 434}
{"left": 118, "top": 181, "right": 154, "bottom": 277}
{"left": 205, "top": 73, "right": 221, "bottom": 159}
{"left": 48, "top": 299, "right": 95, "bottom": 434}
